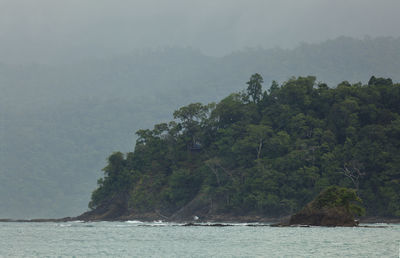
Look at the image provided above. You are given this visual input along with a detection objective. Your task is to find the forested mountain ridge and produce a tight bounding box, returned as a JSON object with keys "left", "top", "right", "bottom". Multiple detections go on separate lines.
{"left": 1, "top": 36, "right": 400, "bottom": 219}
{"left": 86, "top": 75, "right": 400, "bottom": 220}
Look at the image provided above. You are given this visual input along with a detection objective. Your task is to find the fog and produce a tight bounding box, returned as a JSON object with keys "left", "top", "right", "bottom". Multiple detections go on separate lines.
{"left": 1, "top": 0, "right": 400, "bottom": 64}
{"left": 1, "top": 0, "right": 400, "bottom": 219}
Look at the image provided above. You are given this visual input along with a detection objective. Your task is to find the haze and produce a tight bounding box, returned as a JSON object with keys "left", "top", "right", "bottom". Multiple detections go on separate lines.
{"left": 1, "top": 0, "right": 400, "bottom": 219}
{"left": 1, "top": 0, "right": 400, "bottom": 64}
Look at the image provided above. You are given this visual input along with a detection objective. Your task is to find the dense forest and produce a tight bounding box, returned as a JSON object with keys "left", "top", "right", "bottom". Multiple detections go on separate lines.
{"left": 88, "top": 75, "right": 400, "bottom": 219}
{"left": 2, "top": 36, "right": 400, "bottom": 219}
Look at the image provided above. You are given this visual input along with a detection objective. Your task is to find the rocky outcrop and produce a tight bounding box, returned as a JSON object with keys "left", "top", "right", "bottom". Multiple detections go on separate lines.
{"left": 288, "top": 206, "right": 358, "bottom": 226}
{"left": 72, "top": 192, "right": 281, "bottom": 223}
{"left": 76, "top": 195, "right": 129, "bottom": 221}
{"left": 271, "top": 186, "right": 364, "bottom": 227}
{"left": 275, "top": 186, "right": 363, "bottom": 227}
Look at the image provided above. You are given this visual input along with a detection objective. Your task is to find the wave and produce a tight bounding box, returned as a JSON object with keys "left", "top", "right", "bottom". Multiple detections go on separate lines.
{"left": 126, "top": 220, "right": 144, "bottom": 224}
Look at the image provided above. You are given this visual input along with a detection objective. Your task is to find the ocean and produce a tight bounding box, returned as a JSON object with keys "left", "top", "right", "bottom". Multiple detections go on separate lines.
{"left": 0, "top": 221, "right": 399, "bottom": 257}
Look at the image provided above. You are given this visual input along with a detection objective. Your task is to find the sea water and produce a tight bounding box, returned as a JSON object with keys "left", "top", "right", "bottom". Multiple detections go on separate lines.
{"left": 0, "top": 221, "right": 399, "bottom": 257}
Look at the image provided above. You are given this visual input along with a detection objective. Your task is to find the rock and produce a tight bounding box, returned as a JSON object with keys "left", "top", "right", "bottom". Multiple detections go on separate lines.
{"left": 286, "top": 186, "right": 364, "bottom": 227}
{"left": 289, "top": 206, "right": 359, "bottom": 226}
{"left": 183, "top": 223, "right": 232, "bottom": 227}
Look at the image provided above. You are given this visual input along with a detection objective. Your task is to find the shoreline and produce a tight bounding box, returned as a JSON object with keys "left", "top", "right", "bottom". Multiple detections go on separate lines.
{"left": 1, "top": 216, "right": 399, "bottom": 224}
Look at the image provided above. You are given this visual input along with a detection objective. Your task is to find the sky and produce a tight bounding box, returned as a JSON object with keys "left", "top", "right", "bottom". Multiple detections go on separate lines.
{"left": 0, "top": 0, "right": 400, "bottom": 64}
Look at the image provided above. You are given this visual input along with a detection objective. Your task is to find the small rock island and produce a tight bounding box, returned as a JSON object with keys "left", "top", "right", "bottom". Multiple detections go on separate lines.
{"left": 279, "top": 186, "right": 364, "bottom": 227}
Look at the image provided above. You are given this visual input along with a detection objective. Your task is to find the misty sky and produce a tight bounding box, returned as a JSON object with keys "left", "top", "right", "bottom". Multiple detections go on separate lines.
{"left": 1, "top": 0, "right": 400, "bottom": 64}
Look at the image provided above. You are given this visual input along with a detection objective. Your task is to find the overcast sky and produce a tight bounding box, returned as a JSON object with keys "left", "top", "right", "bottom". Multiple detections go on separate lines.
{"left": 1, "top": 0, "right": 400, "bottom": 64}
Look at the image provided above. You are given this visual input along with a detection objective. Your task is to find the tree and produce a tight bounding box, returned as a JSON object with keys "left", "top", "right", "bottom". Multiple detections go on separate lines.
{"left": 246, "top": 73, "right": 264, "bottom": 103}
{"left": 173, "top": 103, "right": 215, "bottom": 145}
{"left": 88, "top": 74, "right": 400, "bottom": 219}
{"left": 234, "top": 124, "right": 273, "bottom": 160}
{"left": 104, "top": 152, "right": 126, "bottom": 178}
{"left": 368, "top": 76, "right": 393, "bottom": 86}
{"left": 341, "top": 160, "right": 365, "bottom": 191}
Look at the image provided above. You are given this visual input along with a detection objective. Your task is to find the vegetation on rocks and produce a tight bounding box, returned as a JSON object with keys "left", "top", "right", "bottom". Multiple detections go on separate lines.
{"left": 288, "top": 186, "right": 364, "bottom": 226}
{"left": 3, "top": 36, "right": 400, "bottom": 219}
{"left": 87, "top": 74, "right": 400, "bottom": 220}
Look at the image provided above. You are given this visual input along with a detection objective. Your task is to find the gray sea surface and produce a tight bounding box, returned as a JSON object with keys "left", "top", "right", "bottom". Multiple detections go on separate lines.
{"left": 0, "top": 221, "right": 399, "bottom": 257}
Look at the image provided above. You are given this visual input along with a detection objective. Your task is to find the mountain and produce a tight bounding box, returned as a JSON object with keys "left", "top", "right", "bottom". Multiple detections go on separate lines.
{"left": 1, "top": 36, "right": 400, "bottom": 218}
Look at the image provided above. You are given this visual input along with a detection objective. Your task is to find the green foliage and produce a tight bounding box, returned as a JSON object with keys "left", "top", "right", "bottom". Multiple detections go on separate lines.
{"left": 89, "top": 74, "right": 400, "bottom": 217}
{"left": 246, "top": 73, "right": 264, "bottom": 103}
{"left": 89, "top": 152, "right": 136, "bottom": 209}
{"left": 163, "top": 168, "right": 202, "bottom": 207}
{"left": 312, "top": 186, "right": 365, "bottom": 216}
{"left": 3, "top": 37, "right": 400, "bottom": 219}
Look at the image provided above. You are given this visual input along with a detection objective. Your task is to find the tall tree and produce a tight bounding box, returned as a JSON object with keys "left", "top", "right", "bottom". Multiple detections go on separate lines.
{"left": 246, "top": 73, "right": 264, "bottom": 103}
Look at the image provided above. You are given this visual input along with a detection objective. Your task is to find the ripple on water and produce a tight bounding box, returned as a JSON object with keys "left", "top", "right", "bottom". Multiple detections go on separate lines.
{"left": 0, "top": 222, "right": 399, "bottom": 257}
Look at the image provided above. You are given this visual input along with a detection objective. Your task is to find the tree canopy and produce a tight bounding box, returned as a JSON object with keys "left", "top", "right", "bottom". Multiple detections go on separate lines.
{"left": 89, "top": 74, "right": 400, "bottom": 218}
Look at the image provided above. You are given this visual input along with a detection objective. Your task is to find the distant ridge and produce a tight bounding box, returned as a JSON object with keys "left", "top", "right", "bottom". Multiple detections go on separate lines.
{"left": 1, "top": 36, "right": 400, "bottom": 219}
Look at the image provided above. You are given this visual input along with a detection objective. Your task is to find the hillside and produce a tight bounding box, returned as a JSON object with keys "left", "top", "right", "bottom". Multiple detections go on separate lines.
{"left": 84, "top": 75, "right": 400, "bottom": 221}
{"left": 1, "top": 36, "right": 400, "bottom": 218}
